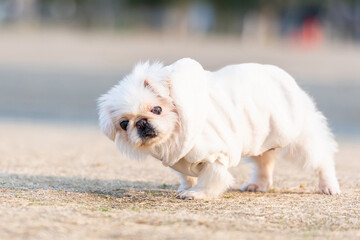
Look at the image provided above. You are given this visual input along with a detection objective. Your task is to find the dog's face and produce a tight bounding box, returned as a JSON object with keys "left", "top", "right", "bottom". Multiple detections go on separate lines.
{"left": 114, "top": 84, "right": 178, "bottom": 148}
{"left": 98, "top": 62, "right": 178, "bottom": 156}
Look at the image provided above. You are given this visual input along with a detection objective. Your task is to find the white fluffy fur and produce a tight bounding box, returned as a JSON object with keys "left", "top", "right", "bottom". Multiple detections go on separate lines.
{"left": 98, "top": 58, "right": 340, "bottom": 199}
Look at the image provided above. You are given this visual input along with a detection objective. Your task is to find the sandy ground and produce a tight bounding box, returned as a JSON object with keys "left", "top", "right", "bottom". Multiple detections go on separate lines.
{"left": 0, "top": 122, "right": 359, "bottom": 240}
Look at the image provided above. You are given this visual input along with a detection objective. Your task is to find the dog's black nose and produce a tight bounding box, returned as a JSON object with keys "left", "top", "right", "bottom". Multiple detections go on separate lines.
{"left": 136, "top": 118, "right": 148, "bottom": 129}
{"left": 136, "top": 118, "right": 157, "bottom": 139}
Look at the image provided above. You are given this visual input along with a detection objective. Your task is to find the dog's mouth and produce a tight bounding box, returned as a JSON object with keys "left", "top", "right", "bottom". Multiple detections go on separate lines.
{"left": 132, "top": 128, "right": 160, "bottom": 148}
{"left": 137, "top": 136, "right": 158, "bottom": 148}
{"left": 136, "top": 118, "right": 158, "bottom": 139}
{"left": 137, "top": 129, "right": 159, "bottom": 147}
{"left": 139, "top": 129, "right": 158, "bottom": 140}
{"left": 138, "top": 126, "right": 158, "bottom": 142}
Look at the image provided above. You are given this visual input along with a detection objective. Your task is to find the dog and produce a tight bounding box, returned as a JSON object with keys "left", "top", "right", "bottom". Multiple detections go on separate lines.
{"left": 98, "top": 58, "right": 340, "bottom": 199}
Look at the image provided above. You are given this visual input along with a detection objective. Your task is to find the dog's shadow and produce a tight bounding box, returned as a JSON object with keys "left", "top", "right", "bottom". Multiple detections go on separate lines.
{"left": 0, "top": 173, "right": 320, "bottom": 198}
{"left": 0, "top": 173, "right": 177, "bottom": 197}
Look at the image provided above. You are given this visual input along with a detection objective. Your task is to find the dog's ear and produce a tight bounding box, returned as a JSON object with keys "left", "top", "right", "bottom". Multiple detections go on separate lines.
{"left": 143, "top": 79, "right": 158, "bottom": 93}
{"left": 144, "top": 79, "right": 151, "bottom": 88}
{"left": 98, "top": 102, "right": 116, "bottom": 141}
{"left": 161, "top": 58, "right": 209, "bottom": 167}
{"left": 143, "top": 77, "right": 171, "bottom": 98}
{"left": 139, "top": 62, "right": 172, "bottom": 98}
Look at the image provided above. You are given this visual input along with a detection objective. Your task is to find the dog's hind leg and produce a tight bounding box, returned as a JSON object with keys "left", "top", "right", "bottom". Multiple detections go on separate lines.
{"left": 287, "top": 112, "right": 341, "bottom": 195}
{"left": 240, "top": 150, "right": 277, "bottom": 192}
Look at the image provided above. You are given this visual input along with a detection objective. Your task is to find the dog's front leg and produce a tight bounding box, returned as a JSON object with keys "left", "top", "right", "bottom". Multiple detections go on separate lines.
{"left": 172, "top": 170, "right": 197, "bottom": 193}
{"left": 179, "top": 155, "right": 234, "bottom": 200}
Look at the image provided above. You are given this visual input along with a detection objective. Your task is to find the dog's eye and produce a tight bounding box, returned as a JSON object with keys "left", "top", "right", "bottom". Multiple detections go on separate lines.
{"left": 120, "top": 120, "right": 129, "bottom": 131}
{"left": 151, "top": 106, "right": 162, "bottom": 115}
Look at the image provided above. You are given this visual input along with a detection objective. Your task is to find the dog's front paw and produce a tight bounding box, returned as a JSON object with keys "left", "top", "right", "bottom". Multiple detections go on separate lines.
{"left": 177, "top": 183, "right": 191, "bottom": 193}
{"left": 179, "top": 189, "right": 209, "bottom": 200}
{"left": 319, "top": 182, "right": 341, "bottom": 195}
{"left": 240, "top": 182, "right": 269, "bottom": 192}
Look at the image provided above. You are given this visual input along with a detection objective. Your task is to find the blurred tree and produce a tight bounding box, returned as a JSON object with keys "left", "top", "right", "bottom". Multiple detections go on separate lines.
{"left": 1, "top": 0, "right": 359, "bottom": 42}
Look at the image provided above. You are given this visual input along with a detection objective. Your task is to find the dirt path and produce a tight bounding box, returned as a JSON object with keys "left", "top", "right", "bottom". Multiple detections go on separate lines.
{"left": 0, "top": 122, "right": 359, "bottom": 239}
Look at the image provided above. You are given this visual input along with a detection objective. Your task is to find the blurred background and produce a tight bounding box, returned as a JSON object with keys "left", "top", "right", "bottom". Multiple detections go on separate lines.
{"left": 0, "top": 0, "right": 359, "bottom": 138}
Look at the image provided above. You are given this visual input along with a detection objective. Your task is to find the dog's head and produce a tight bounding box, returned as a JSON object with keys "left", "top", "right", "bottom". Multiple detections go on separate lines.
{"left": 98, "top": 62, "right": 179, "bottom": 159}
{"left": 98, "top": 58, "right": 208, "bottom": 165}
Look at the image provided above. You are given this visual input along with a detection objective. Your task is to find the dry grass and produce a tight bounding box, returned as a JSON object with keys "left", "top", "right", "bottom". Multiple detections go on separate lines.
{"left": 0, "top": 122, "right": 359, "bottom": 240}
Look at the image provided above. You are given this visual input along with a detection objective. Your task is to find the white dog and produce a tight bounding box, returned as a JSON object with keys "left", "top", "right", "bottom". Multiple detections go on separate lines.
{"left": 98, "top": 58, "right": 340, "bottom": 199}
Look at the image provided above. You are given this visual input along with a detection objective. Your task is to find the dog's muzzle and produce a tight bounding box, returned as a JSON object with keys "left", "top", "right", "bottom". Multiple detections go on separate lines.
{"left": 136, "top": 118, "right": 157, "bottom": 140}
